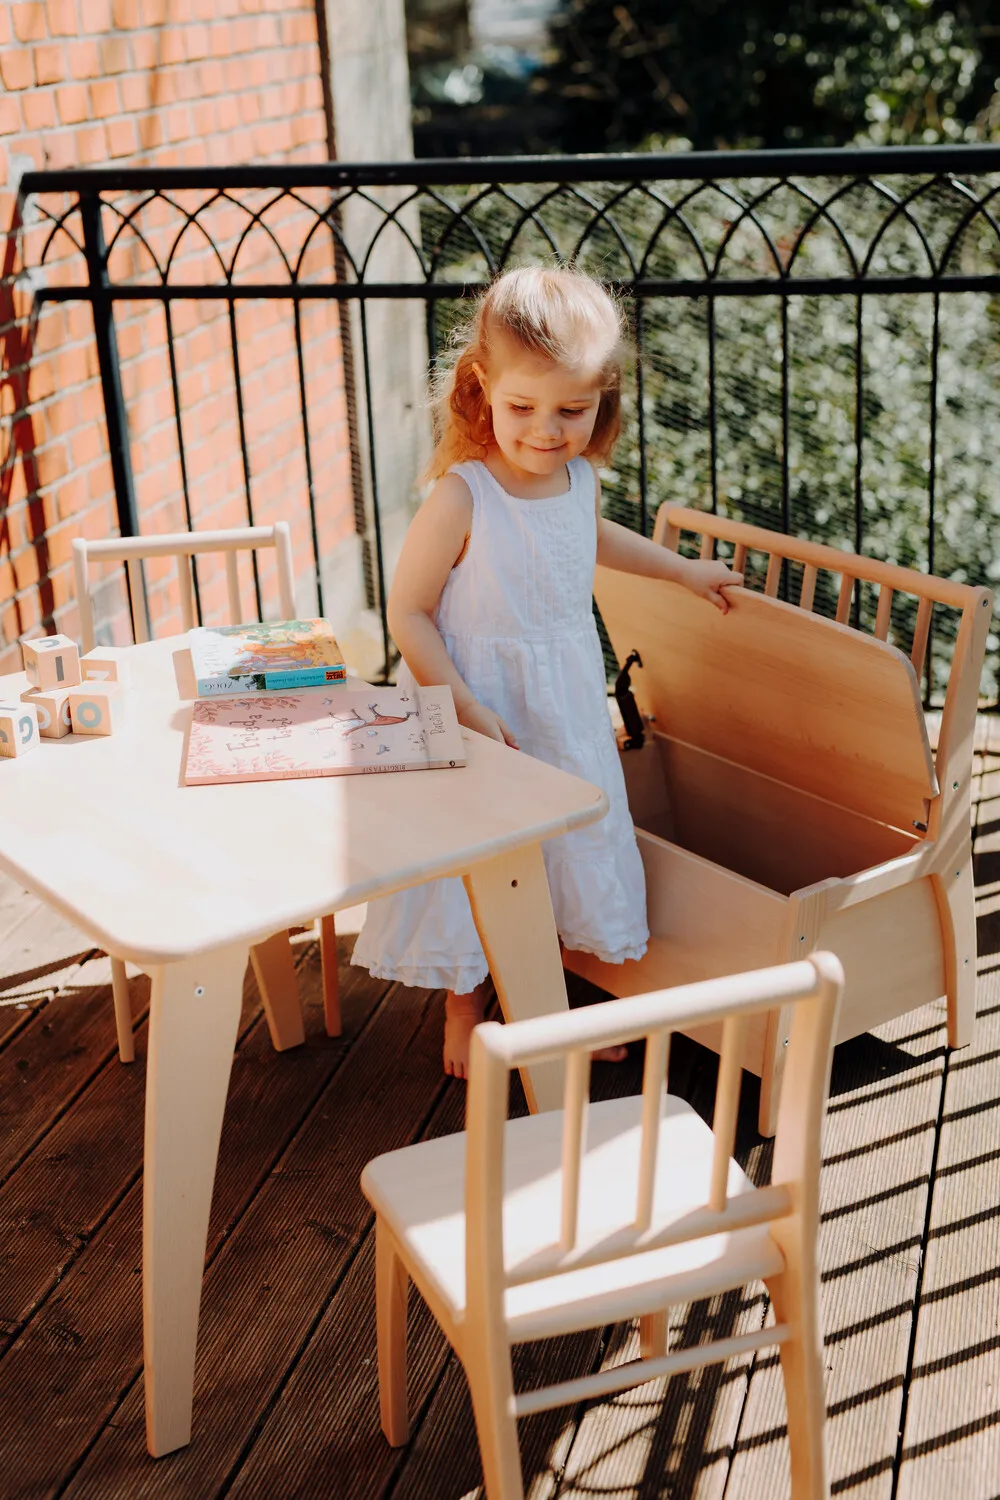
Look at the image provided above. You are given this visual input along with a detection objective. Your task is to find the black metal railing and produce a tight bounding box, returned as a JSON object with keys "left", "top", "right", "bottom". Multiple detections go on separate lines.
{"left": 17, "top": 145, "right": 1000, "bottom": 698}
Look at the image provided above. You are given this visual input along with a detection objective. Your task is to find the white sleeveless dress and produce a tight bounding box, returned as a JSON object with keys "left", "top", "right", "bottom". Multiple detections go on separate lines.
{"left": 351, "top": 457, "right": 649, "bottom": 993}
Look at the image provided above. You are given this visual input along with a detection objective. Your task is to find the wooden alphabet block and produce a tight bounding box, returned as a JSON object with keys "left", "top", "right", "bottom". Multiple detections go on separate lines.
{"left": 0, "top": 701, "right": 40, "bottom": 758}
{"left": 20, "top": 685, "right": 73, "bottom": 739}
{"left": 80, "top": 650, "right": 131, "bottom": 688}
{"left": 22, "top": 634, "right": 81, "bottom": 691}
{"left": 69, "top": 684, "right": 123, "bottom": 737}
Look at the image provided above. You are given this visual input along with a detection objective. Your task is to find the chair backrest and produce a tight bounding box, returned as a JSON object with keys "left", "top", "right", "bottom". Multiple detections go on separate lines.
{"left": 656, "top": 506, "right": 993, "bottom": 845}
{"left": 463, "top": 954, "right": 842, "bottom": 1398}
{"left": 71, "top": 524, "right": 297, "bottom": 652}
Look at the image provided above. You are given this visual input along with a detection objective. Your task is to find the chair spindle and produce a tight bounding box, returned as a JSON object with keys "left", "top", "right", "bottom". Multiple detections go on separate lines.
{"left": 700, "top": 534, "right": 715, "bottom": 561}
{"left": 225, "top": 551, "right": 242, "bottom": 623}
{"left": 274, "top": 521, "right": 297, "bottom": 618}
{"left": 764, "top": 553, "right": 781, "bottom": 597}
{"left": 799, "top": 565, "right": 818, "bottom": 613}
{"left": 635, "top": 1029, "right": 671, "bottom": 1233}
{"left": 836, "top": 572, "right": 853, "bottom": 624}
{"left": 178, "top": 555, "right": 196, "bottom": 633}
{"left": 911, "top": 596, "right": 932, "bottom": 675}
{"left": 874, "top": 584, "right": 893, "bottom": 641}
{"left": 559, "top": 1049, "right": 591, "bottom": 1253}
{"left": 709, "top": 1015, "right": 747, "bottom": 1212}
{"left": 662, "top": 518, "right": 682, "bottom": 552}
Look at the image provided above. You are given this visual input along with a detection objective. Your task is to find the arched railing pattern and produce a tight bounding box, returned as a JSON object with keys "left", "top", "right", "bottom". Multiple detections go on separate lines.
{"left": 18, "top": 146, "right": 1000, "bottom": 695}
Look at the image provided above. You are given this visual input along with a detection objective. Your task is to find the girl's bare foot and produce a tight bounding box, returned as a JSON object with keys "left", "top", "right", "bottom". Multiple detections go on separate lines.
{"left": 444, "top": 973, "right": 626, "bottom": 1080}
{"left": 557, "top": 941, "right": 628, "bottom": 1064}
{"left": 444, "top": 984, "right": 488, "bottom": 1079}
{"left": 592, "top": 1044, "right": 629, "bottom": 1063}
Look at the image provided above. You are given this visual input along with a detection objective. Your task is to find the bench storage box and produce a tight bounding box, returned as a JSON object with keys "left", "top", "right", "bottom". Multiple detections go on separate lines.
{"left": 565, "top": 507, "right": 993, "bottom": 1134}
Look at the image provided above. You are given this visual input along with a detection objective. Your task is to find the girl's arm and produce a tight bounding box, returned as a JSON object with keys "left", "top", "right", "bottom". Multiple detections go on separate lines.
{"left": 594, "top": 476, "right": 742, "bottom": 614}
{"left": 387, "top": 474, "right": 519, "bottom": 747}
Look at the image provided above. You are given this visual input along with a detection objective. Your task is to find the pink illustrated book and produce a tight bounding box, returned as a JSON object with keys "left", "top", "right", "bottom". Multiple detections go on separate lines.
{"left": 183, "top": 685, "right": 466, "bottom": 786}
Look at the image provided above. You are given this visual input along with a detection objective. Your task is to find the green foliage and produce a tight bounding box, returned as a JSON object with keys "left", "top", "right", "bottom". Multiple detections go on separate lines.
{"left": 407, "top": 5, "right": 1000, "bottom": 696}
{"left": 418, "top": 171, "right": 1000, "bottom": 700}
{"left": 535, "top": 0, "right": 1000, "bottom": 151}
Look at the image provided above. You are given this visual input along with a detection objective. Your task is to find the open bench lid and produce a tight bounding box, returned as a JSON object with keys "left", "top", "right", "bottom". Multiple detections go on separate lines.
{"left": 595, "top": 565, "right": 938, "bottom": 833}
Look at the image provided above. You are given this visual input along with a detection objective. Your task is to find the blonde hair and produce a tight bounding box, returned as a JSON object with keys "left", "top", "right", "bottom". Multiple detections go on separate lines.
{"left": 426, "top": 265, "right": 626, "bottom": 481}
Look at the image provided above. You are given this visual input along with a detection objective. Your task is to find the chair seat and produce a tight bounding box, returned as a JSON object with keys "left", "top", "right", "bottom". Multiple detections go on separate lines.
{"left": 362, "top": 1092, "right": 785, "bottom": 1343}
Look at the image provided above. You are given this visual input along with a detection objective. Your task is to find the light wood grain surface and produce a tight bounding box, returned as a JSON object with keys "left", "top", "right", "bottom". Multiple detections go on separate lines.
{"left": 594, "top": 568, "right": 937, "bottom": 834}
{"left": 0, "top": 638, "right": 607, "bottom": 965}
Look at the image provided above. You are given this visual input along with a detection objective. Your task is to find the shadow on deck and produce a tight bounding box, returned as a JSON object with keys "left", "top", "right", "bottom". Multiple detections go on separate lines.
{"left": 1, "top": 741, "right": 999, "bottom": 1498}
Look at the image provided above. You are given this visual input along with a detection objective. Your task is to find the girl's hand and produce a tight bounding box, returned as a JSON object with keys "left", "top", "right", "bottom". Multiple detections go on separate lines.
{"left": 458, "top": 700, "right": 520, "bottom": 749}
{"left": 682, "top": 559, "right": 744, "bottom": 615}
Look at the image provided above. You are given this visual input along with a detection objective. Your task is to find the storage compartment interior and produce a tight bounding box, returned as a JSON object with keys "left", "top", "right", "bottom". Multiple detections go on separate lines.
{"left": 620, "top": 728, "right": 919, "bottom": 899}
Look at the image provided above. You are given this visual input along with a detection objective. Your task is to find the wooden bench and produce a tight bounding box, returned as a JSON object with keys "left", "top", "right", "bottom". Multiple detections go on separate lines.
{"left": 566, "top": 506, "right": 993, "bottom": 1135}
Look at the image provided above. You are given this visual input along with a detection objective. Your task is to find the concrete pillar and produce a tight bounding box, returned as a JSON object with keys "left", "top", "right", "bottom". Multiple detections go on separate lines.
{"left": 319, "top": 0, "right": 431, "bottom": 679}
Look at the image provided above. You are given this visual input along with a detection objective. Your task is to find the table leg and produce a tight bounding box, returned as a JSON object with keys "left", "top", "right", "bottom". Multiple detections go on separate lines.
{"left": 143, "top": 942, "right": 249, "bottom": 1457}
{"left": 464, "top": 842, "right": 567, "bottom": 1113}
{"left": 320, "top": 914, "right": 342, "bottom": 1037}
{"left": 249, "top": 931, "right": 305, "bottom": 1050}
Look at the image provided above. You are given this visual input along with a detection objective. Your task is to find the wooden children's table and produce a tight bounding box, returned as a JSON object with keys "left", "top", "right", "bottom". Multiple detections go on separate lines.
{"left": 0, "top": 637, "right": 607, "bottom": 1459}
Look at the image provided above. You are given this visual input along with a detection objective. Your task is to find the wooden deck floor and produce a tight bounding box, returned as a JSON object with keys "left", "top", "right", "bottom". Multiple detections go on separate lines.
{"left": 2, "top": 744, "right": 999, "bottom": 1498}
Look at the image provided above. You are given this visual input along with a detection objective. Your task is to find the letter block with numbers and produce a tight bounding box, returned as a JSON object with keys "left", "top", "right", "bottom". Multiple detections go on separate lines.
{"left": 80, "top": 650, "right": 131, "bottom": 688}
{"left": 0, "top": 701, "right": 40, "bottom": 758}
{"left": 22, "top": 635, "right": 81, "bottom": 691}
{"left": 69, "top": 684, "right": 123, "bottom": 737}
{"left": 20, "top": 685, "right": 73, "bottom": 739}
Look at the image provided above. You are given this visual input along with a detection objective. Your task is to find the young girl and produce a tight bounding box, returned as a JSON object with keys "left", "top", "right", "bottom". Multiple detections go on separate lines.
{"left": 352, "top": 266, "right": 741, "bottom": 1077}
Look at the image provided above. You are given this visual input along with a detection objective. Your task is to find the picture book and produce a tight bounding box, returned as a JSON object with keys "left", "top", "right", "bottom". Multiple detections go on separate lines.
{"left": 188, "top": 619, "right": 348, "bottom": 695}
{"left": 183, "top": 685, "right": 466, "bottom": 785}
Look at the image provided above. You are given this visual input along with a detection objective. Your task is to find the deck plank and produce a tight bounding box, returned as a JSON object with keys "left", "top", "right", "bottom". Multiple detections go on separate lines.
{"left": 0, "top": 896, "right": 95, "bottom": 1050}
{"left": 61, "top": 981, "right": 454, "bottom": 1498}
{"left": 0, "top": 955, "right": 388, "bottom": 1498}
{"left": 0, "top": 958, "right": 147, "bottom": 1187}
{"left": 0, "top": 989, "right": 148, "bottom": 1353}
{"left": 0, "top": 870, "right": 40, "bottom": 947}
{"left": 0, "top": 729, "right": 996, "bottom": 1497}
{"left": 725, "top": 1007, "right": 946, "bottom": 1497}
{"left": 387, "top": 1036, "right": 650, "bottom": 1500}
{"left": 226, "top": 1084, "right": 468, "bottom": 1500}
{"left": 0, "top": 964, "right": 255, "bottom": 1359}
{"left": 550, "top": 1304, "right": 761, "bottom": 1500}
{"left": 389, "top": 1325, "right": 604, "bottom": 1500}
{"left": 549, "top": 1053, "right": 773, "bottom": 1500}
{"left": 895, "top": 792, "right": 1000, "bottom": 1494}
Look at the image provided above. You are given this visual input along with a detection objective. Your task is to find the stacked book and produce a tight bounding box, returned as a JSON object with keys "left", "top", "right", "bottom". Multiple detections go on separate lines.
{"left": 188, "top": 618, "right": 349, "bottom": 696}
{"left": 183, "top": 618, "right": 464, "bottom": 785}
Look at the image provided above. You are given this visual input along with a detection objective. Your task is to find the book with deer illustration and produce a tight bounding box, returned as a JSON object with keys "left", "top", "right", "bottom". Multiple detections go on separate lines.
{"left": 188, "top": 618, "right": 348, "bottom": 696}
{"left": 182, "top": 685, "right": 466, "bottom": 785}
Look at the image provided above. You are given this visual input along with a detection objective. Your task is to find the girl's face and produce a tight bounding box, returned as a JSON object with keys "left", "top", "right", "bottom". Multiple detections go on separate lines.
{"left": 476, "top": 349, "right": 602, "bottom": 483}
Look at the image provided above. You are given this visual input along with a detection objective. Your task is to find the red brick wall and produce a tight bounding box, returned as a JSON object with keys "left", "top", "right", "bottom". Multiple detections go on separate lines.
{"left": 0, "top": 0, "right": 356, "bottom": 670}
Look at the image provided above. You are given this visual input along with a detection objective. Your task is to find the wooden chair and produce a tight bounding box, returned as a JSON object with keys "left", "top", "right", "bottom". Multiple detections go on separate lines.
{"left": 71, "top": 525, "right": 341, "bottom": 1061}
{"left": 361, "top": 952, "right": 843, "bottom": 1500}
{"left": 570, "top": 505, "right": 994, "bottom": 1135}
